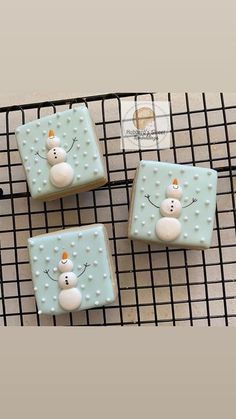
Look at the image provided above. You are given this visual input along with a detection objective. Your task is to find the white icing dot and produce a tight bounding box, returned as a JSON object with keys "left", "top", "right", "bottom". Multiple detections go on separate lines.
{"left": 29, "top": 240, "right": 34, "bottom": 247}
{"left": 142, "top": 176, "right": 146, "bottom": 181}
{"left": 63, "top": 132, "right": 66, "bottom": 137}
{"left": 33, "top": 256, "right": 38, "bottom": 261}
{"left": 88, "top": 275, "right": 93, "bottom": 280}
{"left": 34, "top": 137, "right": 39, "bottom": 143}
{"left": 99, "top": 248, "right": 103, "bottom": 253}
{"left": 147, "top": 231, "right": 152, "bottom": 236}
{"left": 26, "top": 167, "right": 31, "bottom": 172}
{"left": 134, "top": 229, "right": 139, "bottom": 235}
{"left": 94, "top": 169, "right": 98, "bottom": 175}
{"left": 207, "top": 217, "right": 212, "bottom": 223}
{"left": 141, "top": 162, "right": 145, "bottom": 167}
{"left": 56, "top": 113, "right": 61, "bottom": 118}
{"left": 76, "top": 174, "right": 81, "bottom": 179}
{"left": 81, "top": 284, "right": 85, "bottom": 289}
{"left": 37, "top": 187, "right": 42, "bottom": 193}
{"left": 195, "top": 225, "right": 199, "bottom": 231}
{"left": 53, "top": 267, "right": 58, "bottom": 273}
{"left": 93, "top": 154, "right": 98, "bottom": 160}
{"left": 184, "top": 233, "right": 188, "bottom": 238}
{"left": 39, "top": 245, "right": 44, "bottom": 250}
{"left": 48, "top": 120, "right": 52, "bottom": 126}
{"left": 79, "top": 116, "right": 84, "bottom": 122}
{"left": 168, "top": 171, "right": 172, "bottom": 176}
{"left": 38, "top": 310, "right": 42, "bottom": 315}
{"left": 75, "top": 162, "right": 79, "bottom": 167}
{"left": 43, "top": 180, "right": 47, "bottom": 185}
{"left": 43, "top": 130, "right": 47, "bottom": 135}
{"left": 22, "top": 140, "right": 26, "bottom": 145}
{"left": 208, "top": 184, "right": 213, "bottom": 189}
{"left": 34, "top": 158, "right": 38, "bottom": 163}
{"left": 141, "top": 221, "right": 146, "bottom": 226}
{"left": 24, "top": 156, "right": 28, "bottom": 161}
{"left": 141, "top": 203, "right": 145, "bottom": 208}
{"left": 106, "top": 297, "right": 111, "bottom": 303}
{"left": 184, "top": 197, "right": 188, "bottom": 202}
{"left": 84, "top": 128, "right": 88, "bottom": 133}
{"left": 73, "top": 252, "right": 77, "bottom": 257}
{"left": 95, "top": 301, "right": 99, "bottom": 306}
{"left": 71, "top": 242, "right": 75, "bottom": 247}
{"left": 180, "top": 168, "right": 185, "bottom": 173}
{"left": 35, "top": 271, "right": 40, "bottom": 276}
{"left": 85, "top": 295, "right": 90, "bottom": 300}
{"left": 200, "top": 238, "right": 205, "bottom": 243}
{"left": 51, "top": 308, "right": 55, "bottom": 313}
{"left": 86, "top": 139, "right": 91, "bottom": 145}
{"left": 140, "top": 187, "right": 144, "bottom": 192}
{"left": 78, "top": 232, "right": 83, "bottom": 238}
{"left": 134, "top": 215, "right": 138, "bottom": 220}
{"left": 73, "top": 127, "right": 78, "bottom": 132}
{"left": 45, "top": 283, "right": 49, "bottom": 288}
{"left": 184, "top": 181, "right": 188, "bottom": 187}
{"left": 155, "top": 193, "right": 160, "bottom": 198}
{"left": 154, "top": 167, "right": 158, "bottom": 173}
{"left": 208, "top": 170, "right": 212, "bottom": 175}
{"left": 93, "top": 260, "right": 98, "bottom": 266}
{"left": 94, "top": 231, "right": 98, "bottom": 237}
{"left": 64, "top": 143, "right": 68, "bottom": 149}
{"left": 67, "top": 117, "right": 71, "bottom": 123}
{"left": 151, "top": 214, "right": 155, "bottom": 219}
{"left": 57, "top": 122, "right": 61, "bottom": 128}
{"left": 83, "top": 151, "right": 87, "bottom": 157}
{"left": 77, "top": 144, "right": 80, "bottom": 149}
{"left": 77, "top": 265, "right": 82, "bottom": 270}
{"left": 45, "top": 256, "right": 50, "bottom": 262}
{"left": 103, "top": 273, "right": 107, "bottom": 278}
{"left": 34, "top": 286, "right": 38, "bottom": 291}
{"left": 36, "top": 122, "right": 40, "bottom": 127}
{"left": 57, "top": 235, "right": 62, "bottom": 240}
{"left": 41, "top": 298, "right": 46, "bottom": 303}
{"left": 195, "top": 210, "right": 200, "bottom": 215}
{"left": 30, "top": 147, "right": 34, "bottom": 152}
{"left": 26, "top": 128, "right": 30, "bottom": 134}
{"left": 16, "top": 128, "right": 20, "bottom": 134}
{"left": 37, "top": 169, "right": 41, "bottom": 175}
{"left": 205, "top": 200, "right": 210, "bottom": 205}
{"left": 53, "top": 296, "right": 57, "bottom": 301}
{"left": 155, "top": 181, "right": 160, "bottom": 186}
{"left": 84, "top": 164, "right": 88, "bottom": 169}
{"left": 183, "top": 216, "right": 188, "bottom": 221}
{"left": 194, "top": 174, "right": 199, "bottom": 180}
{"left": 86, "top": 246, "right": 90, "bottom": 252}
{"left": 96, "top": 290, "right": 101, "bottom": 296}
{"left": 54, "top": 247, "right": 59, "bottom": 252}
{"left": 196, "top": 188, "right": 200, "bottom": 193}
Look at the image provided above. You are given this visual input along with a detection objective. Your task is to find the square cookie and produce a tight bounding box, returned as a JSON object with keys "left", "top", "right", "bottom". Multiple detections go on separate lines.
{"left": 128, "top": 161, "right": 218, "bottom": 249}
{"left": 16, "top": 106, "right": 107, "bottom": 200}
{"left": 28, "top": 224, "right": 117, "bottom": 315}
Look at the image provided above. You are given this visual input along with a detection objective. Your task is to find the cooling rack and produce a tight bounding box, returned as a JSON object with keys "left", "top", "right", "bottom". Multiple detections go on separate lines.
{"left": 0, "top": 92, "right": 235, "bottom": 326}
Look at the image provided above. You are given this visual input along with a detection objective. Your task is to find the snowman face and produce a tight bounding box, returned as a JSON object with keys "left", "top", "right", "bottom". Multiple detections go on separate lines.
{"left": 46, "top": 135, "right": 61, "bottom": 149}
{"left": 160, "top": 198, "right": 182, "bottom": 218}
{"left": 58, "top": 272, "right": 78, "bottom": 289}
{"left": 166, "top": 184, "right": 183, "bottom": 200}
{"left": 58, "top": 258, "right": 73, "bottom": 273}
{"left": 47, "top": 147, "right": 66, "bottom": 166}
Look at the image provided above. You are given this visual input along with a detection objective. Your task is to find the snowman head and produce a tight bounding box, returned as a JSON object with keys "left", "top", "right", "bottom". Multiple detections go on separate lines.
{"left": 58, "top": 272, "right": 78, "bottom": 289}
{"left": 58, "top": 251, "right": 73, "bottom": 273}
{"left": 47, "top": 147, "right": 66, "bottom": 166}
{"left": 46, "top": 129, "right": 61, "bottom": 149}
{"left": 166, "top": 178, "right": 183, "bottom": 200}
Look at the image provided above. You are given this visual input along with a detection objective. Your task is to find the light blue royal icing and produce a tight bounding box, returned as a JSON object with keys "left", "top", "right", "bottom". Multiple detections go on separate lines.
{"left": 15, "top": 106, "right": 106, "bottom": 199}
{"left": 128, "top": 160, "right": 218, "bottom": 249}
{"left": 28, "top": 224, "right": 117, "bottom": 315}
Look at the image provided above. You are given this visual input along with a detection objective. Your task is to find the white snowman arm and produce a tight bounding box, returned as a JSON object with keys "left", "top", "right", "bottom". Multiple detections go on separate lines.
{"left": 182, "top": 197, "right": 197, "bottom": 208}
{"left": 66, "top": 137, "right": 78, "bottom": 153}
{"left": 35, "top": 151, "right": 47, "bottom": 160}
{"left": 77, "top": 263, "right": 90, "bottom": 278}
{"left": 144, "top": 194, "right": 160, "bottom": 209}
{"left": 44, "top": 269, "right": 57, "bottom": 281}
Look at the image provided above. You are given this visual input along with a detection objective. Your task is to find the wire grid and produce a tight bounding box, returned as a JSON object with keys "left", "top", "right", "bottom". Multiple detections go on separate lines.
{"left": 0, "top": 92, "right": 235, "bottom": 326}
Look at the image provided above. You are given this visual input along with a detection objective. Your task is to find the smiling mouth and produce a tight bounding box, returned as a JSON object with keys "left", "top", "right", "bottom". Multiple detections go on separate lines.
{"left": 61, "top": 260, "right": 67, "bottom": 264}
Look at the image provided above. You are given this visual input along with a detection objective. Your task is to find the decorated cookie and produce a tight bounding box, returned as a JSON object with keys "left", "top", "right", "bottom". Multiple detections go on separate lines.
{"left": 28, "top": 224, "right": 117, "bottom": 315}
{"left": 128, "top": 161, "right": 217, "bottom": 249}
{"left": 16, "top": 106, "right": 107, "bottom": 200}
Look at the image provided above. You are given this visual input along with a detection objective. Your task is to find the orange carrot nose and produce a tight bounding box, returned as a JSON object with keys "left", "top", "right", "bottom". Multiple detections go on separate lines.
{"left": 172, "top": 178, "right": 178, "bottom": 185}
{"left": 48, "top": 129, "right": 55, "bottom": 138}
{"left": 62, "top": 251, "right": 69, "bottom": 260}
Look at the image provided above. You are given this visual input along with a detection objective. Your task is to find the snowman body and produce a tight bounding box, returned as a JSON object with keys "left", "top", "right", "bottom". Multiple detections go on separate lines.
{"left": 156, "top": 180, "right": 183, "bottom": 242}
{"left": 46, "top": 130, "right": 74, "bottom": 188}
{"left": 57, "top": 253, "right": 82, "bottom": 311}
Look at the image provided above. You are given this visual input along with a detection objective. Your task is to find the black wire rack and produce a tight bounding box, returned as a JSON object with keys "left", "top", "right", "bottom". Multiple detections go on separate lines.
{"left": 0, "top": 92, "right": 235, "bottom": 326}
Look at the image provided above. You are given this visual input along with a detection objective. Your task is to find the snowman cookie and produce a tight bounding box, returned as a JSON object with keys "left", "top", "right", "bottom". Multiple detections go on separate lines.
{"left": 16, "top": 106, "right": 107, "bottom": 200}
{"left": 28, "top": 224, "right": 117, "bottom": 315}
{"left": 128, "top": 161, "right": 218, "bottom": 249}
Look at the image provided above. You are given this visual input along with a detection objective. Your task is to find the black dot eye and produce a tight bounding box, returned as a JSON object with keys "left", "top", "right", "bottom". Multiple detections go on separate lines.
{"left": 170, "top": 209, "right": 173, "bottom": 211}
{"left": 55, "top": 156, "right": 57, "bottom": 158}
{"left": 65, "top": 276, "right": 68, "bottom": 279}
